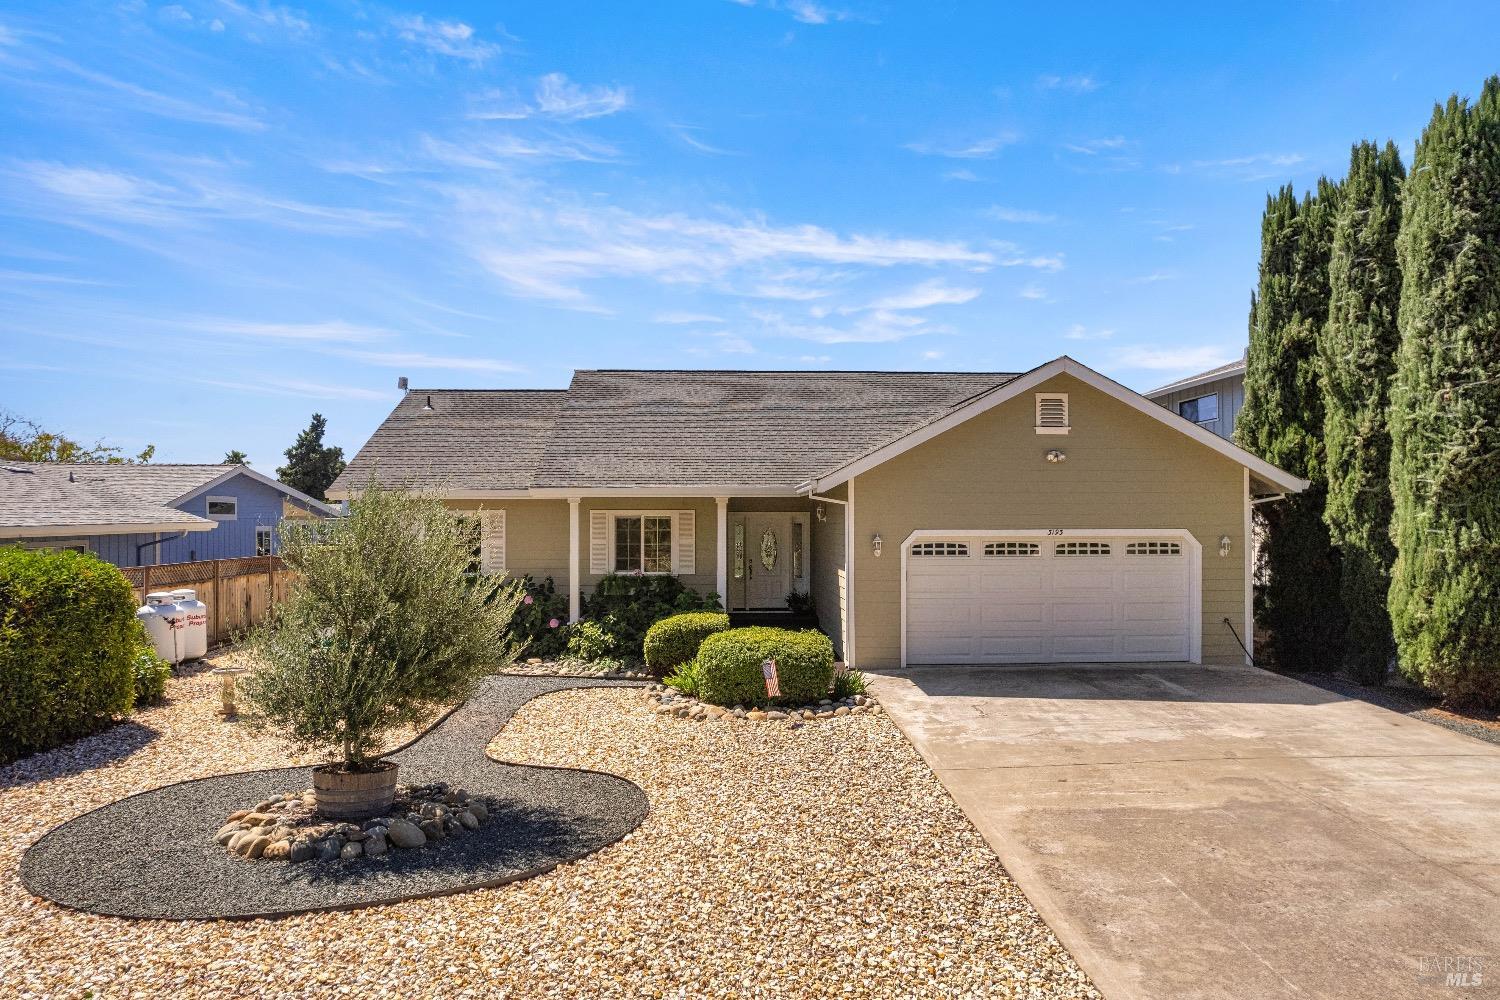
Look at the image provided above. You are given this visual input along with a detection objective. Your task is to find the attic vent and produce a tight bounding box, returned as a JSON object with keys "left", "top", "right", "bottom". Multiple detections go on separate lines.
{"left": 1035, "top": 393, "right": 1070, "bottom": 434}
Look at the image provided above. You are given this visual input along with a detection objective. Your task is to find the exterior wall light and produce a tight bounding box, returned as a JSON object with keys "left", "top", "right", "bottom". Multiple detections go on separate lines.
{"left": 815, "top": 504, "right": 826, "bottom": 522}
{"left": 1045, "top": 449, "right": 1067, "bottom": 463}
{"left": 1219, "top": 535, "right": 1232, "bottom": 557}
{"left": 872, "top": 534, "right": 883, "bottom": 558}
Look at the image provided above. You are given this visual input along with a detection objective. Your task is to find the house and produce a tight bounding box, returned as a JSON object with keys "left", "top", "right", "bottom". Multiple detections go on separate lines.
{"left": 329, "top": 356, "right": 1305, "bottom": 670}
{"left": 0, "top": 463, "right": 336, "bottom": 567}
{"left": 1143, "top": 354, "right": 1246, "bottom": 440}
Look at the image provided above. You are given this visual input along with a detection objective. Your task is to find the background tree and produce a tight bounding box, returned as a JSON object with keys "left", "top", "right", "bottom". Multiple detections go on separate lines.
{"left": 276, "top": 413, "right": 345, "bottom": 501}
{"left": 222, "top": 449, "right": 250, "bottom": 465}
{"left": 1236, "top": 179, "right": 1347, "bottom": 672}
{"left": 1320, "top": 141, "right": 1406, "bottom": 684}
{"left": 243, "top": 482, "right": 523, "bottom": 771}
{"left": 1389, "top": 77, "right": 1500, "bottom": 708}
{"left": 0, "top": 410, "right": 154, "bottom": 464}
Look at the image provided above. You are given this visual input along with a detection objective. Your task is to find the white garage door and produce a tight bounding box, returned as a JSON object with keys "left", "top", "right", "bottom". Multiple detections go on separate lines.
{"left": 905, "top": 533, "right": 1194, "bottom": 664}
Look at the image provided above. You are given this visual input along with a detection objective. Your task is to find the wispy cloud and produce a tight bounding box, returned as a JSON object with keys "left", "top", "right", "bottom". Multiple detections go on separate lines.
{"left": 390, "top": 15, "right": 499, "bottom": 62}
{"left": 906, "top": 131, "right": 1019, "bottom": 159}
{"left": 732, "top": 0, "right": 859, "bottom": 24}
{"left": 328, "top": 349, "right": 522, "bottom": 373}
{"left": 1064, "top": 324, "right": 1114, "bottom": 341}
{"left": 1168, "top": 153, "right": 1306, "bottom": 181}
{"left": 992, "top": 242, "right": 1064, "bottom": 272}
{"left": 1063, "top": 136, "right": 1128, "bottom": 155}
{"left": 1037, "top": 73, "right": 1099, "bottom": 93}
{"left": 11, "top": 161, "right": 406, "bottom": 236}
{"left": 985, "top": 206, "right": 1056, "bottom": 224}
{"left": 420, "top": 132, "right": 619, "bottom": 167}
{"left": 182, "top": 318, "right": 390, "bottom": 343}
{"left": 861, "top": 279, "right": 979, "bottom": 311}
{"left": 1111, "top": 344, "right": 1233, "bottom": 371}
{"left": 1018, "top": 284, "right": 1048, "bottom": 301}
{"left": 192, "top": 374, "right": 390, "bottom": 401}
{"left": 654, "top": 311, "right": 725, "bottom": 324}
{"left": 942, "top": 168, "right": 980, "bottom": 182}
{"left": 671, "top": 124, "right": 739, "bottom": 156}
{"left": 534, "top": 72, "right": 629, "bottom": 119}
{"left": 749, "top": 307, "right": 939, "bottom": 344}
{"left": 1124, "top": 270, "right": 1177, "bottom": 284}
{"left": 451, "top": 188, "right": 997, "bottom": 306}
{"left": 216, "top": 0, "right": 311, "bottom": 40}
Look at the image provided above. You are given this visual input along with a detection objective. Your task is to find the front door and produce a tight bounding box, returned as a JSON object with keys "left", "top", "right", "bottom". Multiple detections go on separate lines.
{"left": 741, "top": 514, "right": 791, "bottom": 610}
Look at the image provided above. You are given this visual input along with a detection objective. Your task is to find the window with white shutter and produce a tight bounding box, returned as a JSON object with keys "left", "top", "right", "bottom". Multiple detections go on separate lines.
{"left": 479, "top": 509, "right": 506, "bottom": 575}
{"left": 590, "top": 510, "right": 609, "bottom": 574}
{"left": 674, "top": 510, "right": 695, "bottom": 575}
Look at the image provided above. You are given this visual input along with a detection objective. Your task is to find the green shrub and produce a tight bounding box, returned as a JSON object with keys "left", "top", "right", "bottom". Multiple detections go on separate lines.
{"left": 643, "top": 611, "right": 729, "bottom": 678}
{"left": 131, "top": 642, "right": 172, "bottom": 706}
{"left": 694, "top": 627, "right": 834, "bottom": 708}
{"left": 0, "top": 547, "right": 138, "bottom": 763}
{"left": 786, "top": 591, "right": 815, "bottom": 615}
{"left": 664, "top": 657, "right": 705, "bottom": 697}
{"left": 509, "top": 575, "right": 570, "bottom": 659}
{"left": 580, "top": 573, "right": 721, "bottom": 660}
{"left": 566, "top": 619, "right": 622, "bottom": 662}
{"left": 831, "top": 666, "right": 867, "bottom": 699}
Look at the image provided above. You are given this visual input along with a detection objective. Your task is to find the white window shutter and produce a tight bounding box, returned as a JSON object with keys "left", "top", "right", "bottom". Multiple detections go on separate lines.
{"left": 480, "top": 509, "right": 506, "bottom": 575}
{"left": 590, "top": 510, "right": 609, "bottom": 574}
{"left": 675, "top": 510, "right": 696, "bottom": 575}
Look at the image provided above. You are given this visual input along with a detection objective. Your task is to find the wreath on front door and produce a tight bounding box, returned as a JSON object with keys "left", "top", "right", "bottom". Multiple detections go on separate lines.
{"left": 760, "top": 528, "right": 778, "bottom": 571}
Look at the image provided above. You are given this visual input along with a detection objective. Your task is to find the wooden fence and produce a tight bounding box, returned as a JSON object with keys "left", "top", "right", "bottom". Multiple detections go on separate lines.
{"left": 121, "top": 556, "right": 290, "bottom": 649}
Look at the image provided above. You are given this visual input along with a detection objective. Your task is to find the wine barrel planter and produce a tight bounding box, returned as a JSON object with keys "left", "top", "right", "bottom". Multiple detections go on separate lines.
{"left": 313, "top": 761, "right": 399, "bottom": 818}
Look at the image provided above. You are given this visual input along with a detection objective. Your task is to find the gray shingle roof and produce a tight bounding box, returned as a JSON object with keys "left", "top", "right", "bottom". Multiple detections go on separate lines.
{"left": 333, "top": 390, "right": 567, "bottom": 494}
{"left": 1145, "top": 357, "right": 1246, "bottom": 397}
{"left": 0, "top": 463, "right": 219, "bottom": 533}
{"left": 334, "top": 371, "right": 1017, "bottom": 495}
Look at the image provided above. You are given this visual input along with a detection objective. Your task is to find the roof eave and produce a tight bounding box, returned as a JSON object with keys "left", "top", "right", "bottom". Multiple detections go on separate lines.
{"left": 0, "top": 519, "right": 217, "bottom": 538}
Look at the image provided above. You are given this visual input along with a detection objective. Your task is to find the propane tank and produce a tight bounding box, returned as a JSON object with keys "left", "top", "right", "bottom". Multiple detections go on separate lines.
{"left": 170, "top": 588, "right": 209, "bottom": 660}
{"left": 139, "top": 591, "right": 186, "bottom": 664}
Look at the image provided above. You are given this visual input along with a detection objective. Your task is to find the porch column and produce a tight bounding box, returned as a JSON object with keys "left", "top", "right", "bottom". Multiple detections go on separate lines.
{"left": 715, "top": 496, "right": 729, "bottom": 606}
{"left": 568, "top": 497, "right": 582, "bottom": 623}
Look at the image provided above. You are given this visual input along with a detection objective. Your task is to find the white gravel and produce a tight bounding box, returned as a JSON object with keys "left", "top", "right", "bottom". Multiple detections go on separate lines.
{"left": 0, "top": 654, "right": 1098, "bottom": 999}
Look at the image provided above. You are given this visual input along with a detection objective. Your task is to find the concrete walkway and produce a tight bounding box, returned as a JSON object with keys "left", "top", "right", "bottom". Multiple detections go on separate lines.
{"left": 870, "top": 663, "right": 1500, "bottom": 1000}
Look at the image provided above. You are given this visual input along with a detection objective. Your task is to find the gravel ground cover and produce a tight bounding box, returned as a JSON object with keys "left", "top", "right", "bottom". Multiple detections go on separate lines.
{"left": 20, "top": 675, "right": 645, "bottom": 919}
{"left": 0, "top": 656, "right": 1098, "bottom": 999}
{"left": 1292, "top": 671, "right": 1500, "bottom": 747}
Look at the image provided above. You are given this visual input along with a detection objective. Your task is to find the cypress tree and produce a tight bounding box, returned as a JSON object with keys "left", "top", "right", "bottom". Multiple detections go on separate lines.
{"left": 1320, "top": 141, "right": 1405, "bottom": 684}
{"left": 1389, "top": 77, "right": 1500, "bottom": 708}
{"left": 1236, "top": 179, "right": 1347, "bottom": 672}
{"left": 277, "top": 413, "right": 346, "bottom": 502}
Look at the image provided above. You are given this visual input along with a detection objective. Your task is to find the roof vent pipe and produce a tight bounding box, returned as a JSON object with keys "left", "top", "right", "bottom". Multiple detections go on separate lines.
{"left": 421, "top": 394, "right": 435, "bottom": 412}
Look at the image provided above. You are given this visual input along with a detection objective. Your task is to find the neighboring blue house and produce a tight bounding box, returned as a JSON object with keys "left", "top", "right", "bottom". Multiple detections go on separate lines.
{"left": 0, "top": 463, "right": 336, "bottom": 568}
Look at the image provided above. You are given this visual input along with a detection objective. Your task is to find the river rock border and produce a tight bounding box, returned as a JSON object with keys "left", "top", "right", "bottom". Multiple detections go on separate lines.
{"left": 217, "top": 783, "right": 493, "bottom": 862}
{"left": 644, "top": 684, "right": 881, "bottom": 724}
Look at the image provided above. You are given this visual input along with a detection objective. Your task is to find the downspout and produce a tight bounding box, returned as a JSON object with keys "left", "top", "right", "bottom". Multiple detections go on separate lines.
{"left": 135, "top": 532, "right": 187, "bottom": 565}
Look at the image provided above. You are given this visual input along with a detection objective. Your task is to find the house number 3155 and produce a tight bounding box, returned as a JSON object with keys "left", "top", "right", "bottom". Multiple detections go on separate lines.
{"left": 1047, "top": 528, "right": 1065, "bottom": 535}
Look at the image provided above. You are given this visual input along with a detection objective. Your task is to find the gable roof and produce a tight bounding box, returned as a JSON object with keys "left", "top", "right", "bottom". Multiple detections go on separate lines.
{"left": 807, "top": 357, "right": 1307, "bottom": 495}
{"left": 329, "top": 357, "right": 1305, "bottom": 499}
{"left": 332, "top": 389, "right": 568, "bottom": 494}
{"left": 0, "top": 463, "right": 337, "bottom": 537}
{"left": 1145, "top": 356, "right": 1247, "bottom": 398}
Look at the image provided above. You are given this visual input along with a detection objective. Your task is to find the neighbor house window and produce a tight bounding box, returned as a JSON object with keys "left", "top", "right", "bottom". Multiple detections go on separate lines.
{"left": 255, "top": 525, "right": 274, "bottom": 557}
{"left": 614, "top": 514, "right": 673, "bottom": 573}
{"left": 206, "top": 496, "right": 237, "bottom": 520}
{"left": 22, "top": 539, "right": 88, "bottom": 553}
{"left": 1179, "top": 393, "right": 1219, "bottom": 426}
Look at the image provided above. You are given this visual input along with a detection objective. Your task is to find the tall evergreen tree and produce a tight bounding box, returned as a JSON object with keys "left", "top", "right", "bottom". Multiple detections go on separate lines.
{"left": 1236, "top": 179, "right": 1347, "bottom": 672}
{"left": 1320, "top": 141, "right": 1406, "bottom": 684}
{"left": 277, "top": 413, "right": 346, "bottom": 501}
{"left": 1389, "top": 77, "right": 1500, "bottom": 708}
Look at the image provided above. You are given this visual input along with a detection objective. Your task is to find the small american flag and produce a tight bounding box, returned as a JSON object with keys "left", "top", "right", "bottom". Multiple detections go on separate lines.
{"left": 762, "top": 658, "right": 781, "bottom": 699}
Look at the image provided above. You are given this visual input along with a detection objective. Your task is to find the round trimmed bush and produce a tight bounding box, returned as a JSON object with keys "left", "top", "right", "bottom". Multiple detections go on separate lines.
{"left": 0, "top": 547, "right": 138, "bottom": 763}
{"left": 694, "top": 626, "right": 834, "bottom": 708}
{"left": 643, "top": 611, "right": 729, "bottom": 678}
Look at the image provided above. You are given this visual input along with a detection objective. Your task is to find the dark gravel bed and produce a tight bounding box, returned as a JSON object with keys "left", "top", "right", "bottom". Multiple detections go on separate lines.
{"left": 20, "top": 675, "right": 648, "bottom": 920}
{"left": 1292, "top": 671, "right": 1500, "bottom": 747}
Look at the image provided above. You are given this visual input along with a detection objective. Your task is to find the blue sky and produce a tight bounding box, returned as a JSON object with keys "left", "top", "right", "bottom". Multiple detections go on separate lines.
{"left": 1, "top": 2, "right": 1495, "bottom": 465}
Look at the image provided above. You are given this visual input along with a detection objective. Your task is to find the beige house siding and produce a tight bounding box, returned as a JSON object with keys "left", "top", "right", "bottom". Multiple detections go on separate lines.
{"left": 445, "top": 499, "right": 571, "bottom": 585}
{"left": 849, "top": 372, "right": 1248, "bottom": 668}
{"left": 809, "top": 482, "right": 848, "bottom": 658}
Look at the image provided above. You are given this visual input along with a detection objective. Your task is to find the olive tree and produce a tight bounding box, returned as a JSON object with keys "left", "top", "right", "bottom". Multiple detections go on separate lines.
{"left": 243, "top": 482, "right": 522, "bottom": 770}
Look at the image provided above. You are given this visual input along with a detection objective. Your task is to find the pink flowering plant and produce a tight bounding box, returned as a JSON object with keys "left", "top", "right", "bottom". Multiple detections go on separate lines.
{"left": 507, "top": 575, "right": 571, "bottom": 658}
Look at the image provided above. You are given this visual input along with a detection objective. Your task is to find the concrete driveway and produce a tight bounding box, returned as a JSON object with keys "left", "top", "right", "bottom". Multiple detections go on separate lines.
{"left": 870, "top": 663, "right": 1500, "bottom": 1000}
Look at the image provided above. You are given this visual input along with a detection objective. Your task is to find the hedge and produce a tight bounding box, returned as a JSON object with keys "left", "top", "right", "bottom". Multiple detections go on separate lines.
{"left": 0, "top": 548, "right": 139, "bottom": 763}
{"left": 693, "top": 627, "right": 834, "bottom": 708}
{"left": 643, "top": 611, "right": 729, "bottom": 678}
